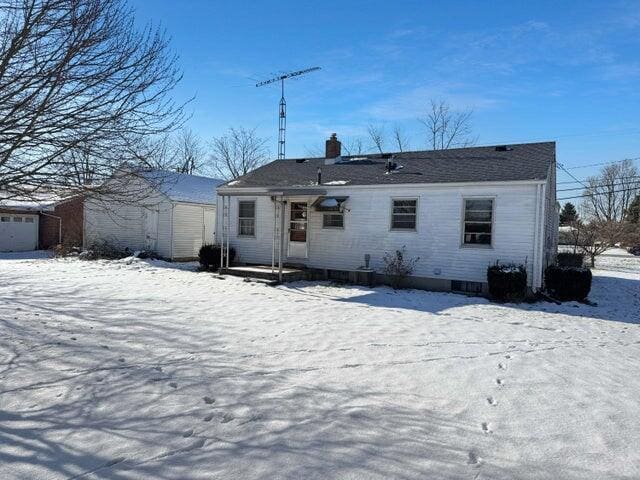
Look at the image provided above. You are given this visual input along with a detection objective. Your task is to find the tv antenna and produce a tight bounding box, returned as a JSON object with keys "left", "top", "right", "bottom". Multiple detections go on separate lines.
{"left": 256, "top": 66, "right": 321, "bottom": 159}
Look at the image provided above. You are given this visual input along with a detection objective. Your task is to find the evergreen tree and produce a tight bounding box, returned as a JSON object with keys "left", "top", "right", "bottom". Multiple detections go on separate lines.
{"left": 626, "top": 195, "right": 640, "bottom": 224}
{"left": 559, "top": 202, "right": 579, "bottom": 226}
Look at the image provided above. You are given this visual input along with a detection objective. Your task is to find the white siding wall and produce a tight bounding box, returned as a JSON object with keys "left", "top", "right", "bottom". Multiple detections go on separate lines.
{"left": 218, "top": 183, "right": 542, "bottom": 286}
{"left": 84, "top": 195, "right": 173, "bottom": 257}
{"left": 172, "top": 204, "right": 216, "bottom": 259}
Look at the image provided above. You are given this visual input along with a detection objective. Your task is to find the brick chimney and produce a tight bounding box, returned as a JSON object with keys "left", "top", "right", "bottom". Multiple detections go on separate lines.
{"left": 325, "top": 133, "right": 341, "bottom": 158}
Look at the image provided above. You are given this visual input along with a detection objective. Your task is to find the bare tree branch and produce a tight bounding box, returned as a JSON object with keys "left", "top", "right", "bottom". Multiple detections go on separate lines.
{"left": 366, "top": 124, "right": 385, "bottom": 154}
{"left": 418, "top": 99, "right": 475, "bottom": 150}
{"left": 0, "top": 0, "right": 186, "bottom": 202}
{"left": 208, "top": 127, "right": 269, "bottom": 180}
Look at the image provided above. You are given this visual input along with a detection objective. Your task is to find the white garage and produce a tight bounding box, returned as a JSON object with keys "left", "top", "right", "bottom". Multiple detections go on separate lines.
{"left": 84, "top": 170, "right": 223, "bottom": 260}
{"left": 0, "top": 213, "right": 39, "bottom": 252}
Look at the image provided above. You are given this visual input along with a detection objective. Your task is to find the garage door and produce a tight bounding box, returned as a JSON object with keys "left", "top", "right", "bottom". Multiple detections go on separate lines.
{"left": 0, "top": 214, "right": 38, "bottom": 252}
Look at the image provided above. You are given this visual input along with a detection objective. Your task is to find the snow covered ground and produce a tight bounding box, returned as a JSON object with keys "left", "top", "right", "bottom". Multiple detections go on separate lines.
{"left": 0, "top": 252, "right": 638, "bottom": 480}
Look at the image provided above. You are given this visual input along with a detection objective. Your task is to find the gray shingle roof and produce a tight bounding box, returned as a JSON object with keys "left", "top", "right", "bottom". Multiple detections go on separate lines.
{"left": 220, "top": 142, "right": 555, "bottom": 189}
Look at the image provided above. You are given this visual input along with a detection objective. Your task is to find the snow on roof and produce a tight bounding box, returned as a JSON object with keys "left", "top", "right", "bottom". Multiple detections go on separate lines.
{"left": 0, "top": 194, "right": 60, "bottom": 211}
{"left": 142, "top": 170, "right": 224, "bottom": 205}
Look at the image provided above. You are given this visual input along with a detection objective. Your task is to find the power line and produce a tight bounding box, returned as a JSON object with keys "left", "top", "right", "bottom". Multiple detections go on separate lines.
{"left": 558, "top": 186, "right": 640, "bottom": 201}
{"left": 557, "top": 176, "right": 640, "bottom": 192}
{"left": 563, "top": 157, "right": 640, "bottom": 170}
{"left": 557, "top": 162, "right": 588, "bottom": 189}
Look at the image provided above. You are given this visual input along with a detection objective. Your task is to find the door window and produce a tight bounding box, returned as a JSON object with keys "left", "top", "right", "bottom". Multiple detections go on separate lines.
{"left": 289, "top": 202, "right": 307, "bottom": 242}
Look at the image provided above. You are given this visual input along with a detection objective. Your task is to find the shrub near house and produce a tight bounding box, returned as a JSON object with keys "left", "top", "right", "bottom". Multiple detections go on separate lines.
{"left": 486, "top": 264, "right": 528, "bottom": 302}
{"left": 545, "top": 265, "right": 592, "bottom": 301}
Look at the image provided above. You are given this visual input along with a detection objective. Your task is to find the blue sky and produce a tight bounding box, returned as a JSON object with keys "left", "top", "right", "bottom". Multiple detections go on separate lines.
{"left": 132, "top": 0, "right": 640, "bottom": 186}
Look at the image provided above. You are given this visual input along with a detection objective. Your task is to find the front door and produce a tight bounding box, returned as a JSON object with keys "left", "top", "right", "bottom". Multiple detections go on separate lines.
{"left": 288, "top": 202, "right": 308, "bottom": 258}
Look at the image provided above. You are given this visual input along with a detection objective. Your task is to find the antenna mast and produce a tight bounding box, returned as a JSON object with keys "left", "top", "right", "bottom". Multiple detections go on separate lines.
{"left": 256, "top": 66, "right": 321, "bottom": 160}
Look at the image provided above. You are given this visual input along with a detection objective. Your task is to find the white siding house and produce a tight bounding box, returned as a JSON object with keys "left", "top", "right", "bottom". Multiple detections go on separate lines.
{"left": 84, "top": 170, "right": 222, "bottom": 260}
{"left": 217, "top": 139, "right": 557, "bottom": 292}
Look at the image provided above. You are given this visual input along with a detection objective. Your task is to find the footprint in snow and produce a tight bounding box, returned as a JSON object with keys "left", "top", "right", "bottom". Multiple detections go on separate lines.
{"left": 182, "top": 429, "right": 194, "bottom": 438}
{"left": 203, "top": 396, "right": 215, "bottom": 405}
{"left": 498, "top": 363, "right": 506, "bottom": 370}
{"left": 467, "top": 450, "right": 482, "bottom": 466}
{"left": 169, "top": 382, "right": 178, "bottom": 389}
{"left": 153, "top": 366, "right": 162, "bottom": 372}
{"left": 481, "top": 422, "right": 492, "bottom": 434}
{"left": 496, "top": 378, "right": 504, "bottom": 386}
{"left": 221, "top": 413, "right": 234, "bottom": 423}
{"left": 203, "top": 414, "right": 214, "bottom": 422}
{"left": 486, "top": 396, "right": 497, "bottom": 406}
{"left": 118, "top": 358, "right": 125, "bottom": 363}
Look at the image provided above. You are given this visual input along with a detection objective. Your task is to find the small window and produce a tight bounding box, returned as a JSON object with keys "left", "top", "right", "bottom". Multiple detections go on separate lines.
{"left": 323, "top": 213, "right": 344, "bottom": 229}
{"left": 24, "top": 217, "right": 34, "bottom": 223}
{"left": 391, "top": 199, "right": 417, "bottom": 230}
{"left": 463, "top": 198, "right": 493, "bottom": 245}
{"left": 452, "top": 280, "right": 483, "bottom": 294}
{"left": 238, "top": 200, "right": 255, "bottom": 236}
{"left": 13, "top": 216, "right": 23, "bottom": 222}
{"left": 1, "top": 216, "right": 9, "bottom": 222}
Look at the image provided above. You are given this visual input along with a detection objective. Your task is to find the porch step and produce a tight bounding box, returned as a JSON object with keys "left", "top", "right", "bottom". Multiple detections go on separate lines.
{"left": 220, "top": 265, "right": 307, "bottom": 283}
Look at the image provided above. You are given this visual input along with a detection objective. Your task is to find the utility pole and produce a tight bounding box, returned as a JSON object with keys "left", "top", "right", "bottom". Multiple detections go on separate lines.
{"left": 256, "top": 67, "right": 320, "bottom": 159}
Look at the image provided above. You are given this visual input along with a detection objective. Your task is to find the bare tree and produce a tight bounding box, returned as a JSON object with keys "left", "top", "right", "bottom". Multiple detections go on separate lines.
{"left": 209, "top": 127, "right": 269, "bottom": 180}
{"left": 173, "top": 129, "right": 205, "bottom": 175}
{"left": 568, "top": 220, "right": 622, "bottom": 267}
{"left": 392, "top": 125, "right": 410, "bottom": 152}
{"left": 582, "top": 160, "right": 639, "bottom": 223}
{"left": 342, "top": 137, "right": 365, "bottom": 156}
{"left": 0, "top": 0, "right": 185, "bottom": 202}
{"left": 419, "top": 99, "right": 475, "bottom": 150}
{"left": 367, "top": 124, "right": 385, "bottom": 153}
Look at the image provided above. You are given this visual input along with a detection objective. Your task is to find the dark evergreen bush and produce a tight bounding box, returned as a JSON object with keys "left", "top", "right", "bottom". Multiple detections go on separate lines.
{"left": 556, "top": 252, "right": 584, "bottom": 267}
{"left": 486, "top": 264, "right": 528, "bottom": 302}
{"left": 198, "top": 244, "right": 236, "bottom": 271}
{"left": 544, "top": 266, "right": 592, "bottom": 301}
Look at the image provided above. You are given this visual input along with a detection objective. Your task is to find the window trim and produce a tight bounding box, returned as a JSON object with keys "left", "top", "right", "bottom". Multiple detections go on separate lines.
{"left": 237, "top": 199, "right": 256, "bottom": 237}
{"left": 322, "top": 211, "right": 344, "bottom": 229}
{"left": 389, "top": 197, "right": 419, "bottom": 232}
{"left": 460, "top": 196, "right": 495, "bottom": 248}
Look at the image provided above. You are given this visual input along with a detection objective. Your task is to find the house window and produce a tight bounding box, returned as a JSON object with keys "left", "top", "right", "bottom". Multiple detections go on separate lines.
{"left": 1, "top": 216, "right": 9, "bottom": 222}
{"left": 13, "top": 216, "right": 23, "bottom": 222}
{"left": 391, "top": 199, "right": 417, "bottom": 230}
{"left": 24, "top": 217, "right": 34, "bottom": 223}
{"left": 323, "top": 212, "right": 344, "bottom": 228}
{"left": 463, "top": 198, "right": 494, "bottom": 245}
{"left": 238, "top": 200, "right": 255, "bottom": 236}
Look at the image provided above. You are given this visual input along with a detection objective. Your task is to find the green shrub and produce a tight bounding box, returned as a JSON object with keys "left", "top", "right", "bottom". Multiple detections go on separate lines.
{"left": 487, "top": 263, "right": 527, "bottom": 302}
{"left": 544, "top": 266, "right": 592, "bottom": 301}
{"left": 199, "top": 244, "right": 236, "bottom": 271}
{"left": 557, "top": 252, "right": 584, "bottom": 267}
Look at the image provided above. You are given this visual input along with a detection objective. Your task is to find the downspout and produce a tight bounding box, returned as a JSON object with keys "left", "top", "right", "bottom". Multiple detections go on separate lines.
{"left": 537, "top": 183, "right": 547, "bottom": 290}
{"left": 226, "top": 196, "right": 230, "bottom": 269}
{"left": 532, "top": 185, "right": 541, "bottom": 290}
{"left": 170, "top": 203, "right": 175, "bottom": 260}
{"left": 279, "top": 197, "right": 286, "bottom": 283}
{"left": 40, "top": 211, "right": 62, "bottom": 246}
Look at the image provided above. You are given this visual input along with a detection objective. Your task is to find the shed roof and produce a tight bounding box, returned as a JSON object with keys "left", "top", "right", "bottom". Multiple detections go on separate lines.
{"left": 219, "top": 142, "right": 555, "bottom": 189}
{"left": 142, "top": 170, "right": 224, "bottom": 205}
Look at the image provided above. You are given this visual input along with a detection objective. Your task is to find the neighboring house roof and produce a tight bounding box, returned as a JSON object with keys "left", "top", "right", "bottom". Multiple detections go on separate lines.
{"left": 142, "top": 170, "right": 224, "bottom": 205}
{"left": 220, "top": 142, "right": 555, "bottom": 189}
{"left": 0, "top": 195, "right": 59, "bottom": 212}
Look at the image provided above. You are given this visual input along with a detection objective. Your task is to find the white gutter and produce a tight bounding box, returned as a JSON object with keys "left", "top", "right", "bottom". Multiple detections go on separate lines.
{"left": 217, "top": 179, "right": 547, "bottom": 196}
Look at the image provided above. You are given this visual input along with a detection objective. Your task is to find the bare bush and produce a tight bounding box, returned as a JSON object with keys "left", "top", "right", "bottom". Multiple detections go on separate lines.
{"left": 382, "top": 246, "right": 419, "bottom": 289}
